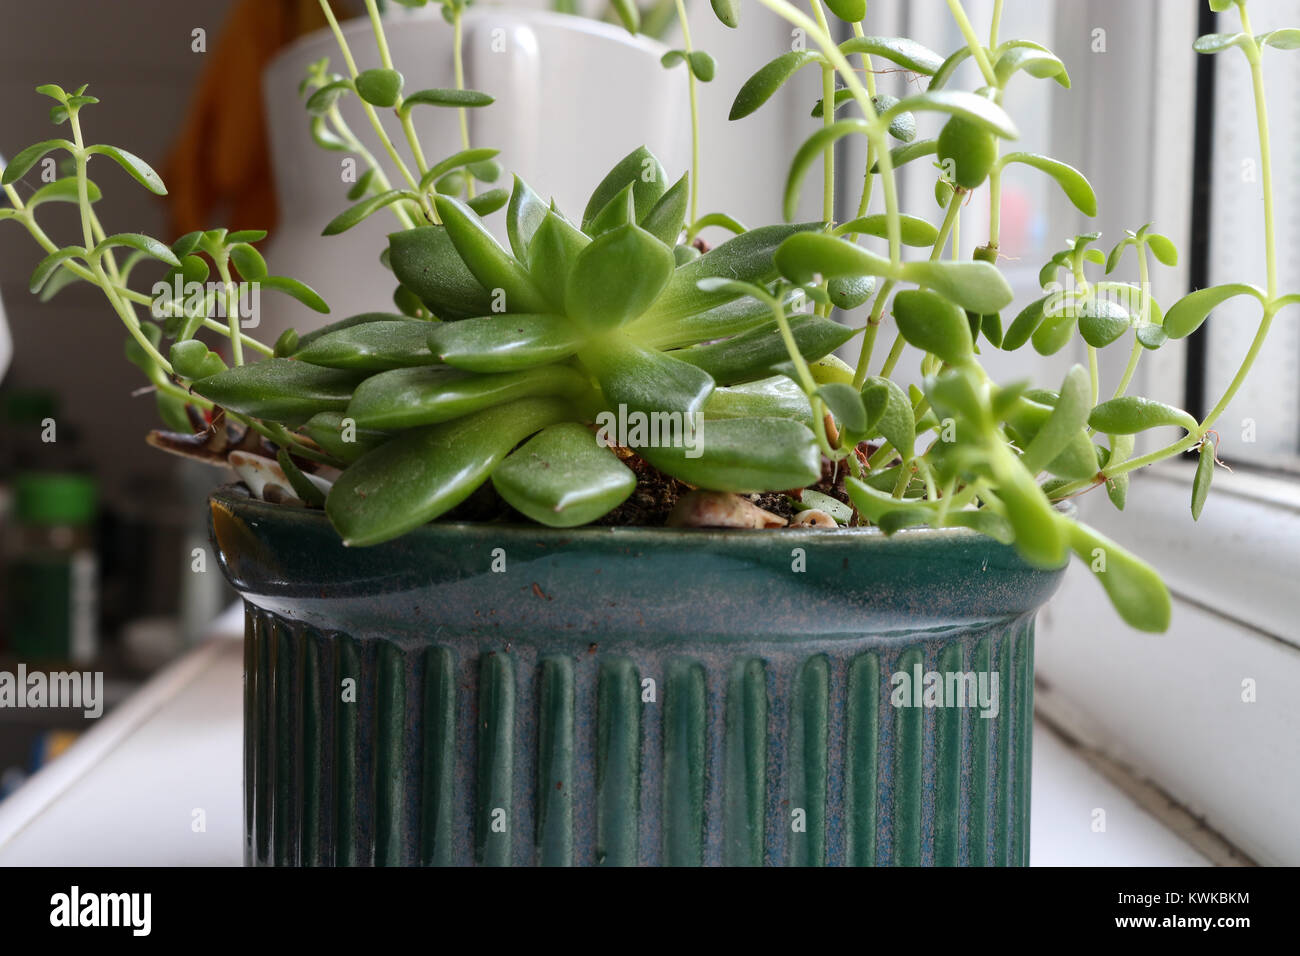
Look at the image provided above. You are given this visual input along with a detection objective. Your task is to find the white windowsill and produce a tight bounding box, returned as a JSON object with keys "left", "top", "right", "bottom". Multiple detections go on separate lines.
{"left": 1035, "top": 462, "right": 1300, "bottom": 865}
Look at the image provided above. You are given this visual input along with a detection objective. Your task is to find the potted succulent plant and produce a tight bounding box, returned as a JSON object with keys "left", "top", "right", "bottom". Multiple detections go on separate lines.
{"left": 3, "top": 0, "right": 1296, "bottom": 866}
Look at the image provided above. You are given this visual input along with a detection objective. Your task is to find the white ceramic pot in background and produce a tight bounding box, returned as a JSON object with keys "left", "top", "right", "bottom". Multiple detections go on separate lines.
{"left": 259, "top": 8, "right": 690, "bottom": 341}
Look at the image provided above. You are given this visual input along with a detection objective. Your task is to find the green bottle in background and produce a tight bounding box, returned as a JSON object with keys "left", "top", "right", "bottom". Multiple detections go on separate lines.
{"left": 6, "top": 474, "right": 98, "bottom": 664}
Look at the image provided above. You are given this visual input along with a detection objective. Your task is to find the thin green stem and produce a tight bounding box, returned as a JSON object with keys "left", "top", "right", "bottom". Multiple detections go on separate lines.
{"left": 365, "top": 0, "right": 396, "bottom": 67}
{"left": 67, "top": 114, "right": 95, "bottom": 253}
{"left": 851, "top": 22, "right": 877, "bottom": 220}
{"left": 853, "top": 278, "right": 896, "bottom": 387}
{"left": 877, "top": 330, "right": 906, "bottom": 378}
{"left": 1239, "top": 6, "right": 1277, "bottom": 300}
{"left": 452, "top": 10, "right": 477, "bottom": 201}
{"left": 1200, "top": 305, "right": 1276, "bottom": 433}
{"left": 919, "top": 460, "right": 938, "bottom": 501}
{"left": 1087, "top": 344, "right": 1099, "bottom": 407}
{"left": 891, "top": 462, "right": 912, "bottom": 498}
{"left": 768, "top": 300, "right": 818, "bottom": 396}
{"left": 1114, "top": 246, "right": 1151, "bottom": 399}
{"left": 364, "top": 0, "right": 432, "bottom": 178}
{"left": 855, "top": 188, "right": 960, "bottom": 388}
{"left": 763, "top": 295, "right": 843, "bottom": 459}
{"left": 987, "top": 166, "right": 1002, "bottom": 248}
{"left": 96, "top": 260, "right": 173, "bottom": 374}
{"left": 64, "top": 110, "right": 171, "bottom": 374}
{"left": 753, "top": 0, "right": 902, "bottom": 263}
{"left": 865, "top": 441, "right": 894, "bottom": 471}
{"left": 952, "top": 199, "right": 961, "bottom": 259}
{"left": 854, "top": 320, "right": 881, "bottom": 387}
{"left": 157, "top": 379, "right": 211, "bottom": 411}
{"left": 675, "top": 0, "right": 702, "bottom": 232}
{"left": 317, "top": 0, "right": 423, "bottom": 197}
{"left": 819, "top": 65, "right": 836, "bottom": 222}
{"left": 935, "top": 475, "right": 957, "bottom": 527}
{"left": 87, "top": 209, "right": 122, "bottom": 285}
{"left": 10, "top": 196, "right": 122, "bottom": 294}
{"left": 990, "top": 0, "right": 1004, "bottom": 48}
{"left": 399, "top": 113, "right": 430, "bottom": 178}
{"left": 1114, "top": 341, "right": 1142, "bottom": 401}
{"left": 940, "top": 477, "right": 985, "bottom": 514}
{"left": 810, "top": 0, "right": 836, "bottom": 226}
{"left": 215, "top": 256, "right": 243, "bottom": 366}
{"left": 326, "top": 106, "right": 418, "bottom": 227}
{"left": 201, "top": 317, "right": 274, "bottom": 357}
{"left": 931, "top": 190, "right": 962, "bottom": 262}
{"left": 945, "top": 0, "right": 997, "bottom": 86}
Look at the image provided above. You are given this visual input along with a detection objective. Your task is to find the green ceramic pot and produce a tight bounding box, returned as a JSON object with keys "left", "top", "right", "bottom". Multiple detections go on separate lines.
{"left": 210, "top": 485, "right": 1065, "bottom": 866}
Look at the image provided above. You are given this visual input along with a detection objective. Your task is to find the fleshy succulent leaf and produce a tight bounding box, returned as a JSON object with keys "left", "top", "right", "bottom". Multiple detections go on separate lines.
{"left": 434, "top": 194, "right": 550, "bottom": 314}
{"left": 565, "top": 223, "right": 675, "bottom": 330}
{"left": 729, "top": 51, "right": 820, "bottom": 121}
{"left": 492, "top": 423, "right": 637, "bottom": 527}
{"left": 1000, "top": 153, "right": 1097, "bottom": 216}
{"left": 639, "top": 418, "right": 821, "bottom": 493}
{"left": 506, "top": 175, "right": 549, "bottom": 260}
{"left": 259, "top": 275, "right": 330, "bottom": 314}
{"left": 345, "top": 364, "right": 589, "bottom": 430}
{"left": 429, "top": 313, "right": 580, "bottom": 372}
{"left": 861, "top": 376, "right": 915, "bottom": 460}
{"left": 640, "top": 174, "right": 690, "bottom": 246}
{"left": 833, "top": 214, "right": 939, "bottom": 247}
{"left": 643, "top": 223, "right": 822, "bottom": 323}
{"left": 898, "top": 260, "right": 1015, "bottom": 314}
{"left": 838, "top": 35, "right": 944, "bottom": 74}
{"left": 399, "top": 88, "right": 493, "bottom": 115}
{"left": 1088, "top": 397, "right": 1198, "bottom": 435}
{"left": 589, "top": 340, "right": 715, "bottom": 418}
{"left": 526, "top": 209, "right": 591, "bottom": 312}
{"left": 326, "top": 398, "right": 572, "bottom": 546}
{"left": 993, "top": 46, "right": 1071, "bottom": 88}
{"left": 293, "top": 319, "right": 438, "bottom": 370}
{"left": 672, "top": 314, "right": 856, "bottom": 385}
{"left": 1020, "top": 365, "right": 1091, "bottom": 475}
{"left": 1164, "top": 283, "right": 1264, "bottom": 338}
{"left": 1068, "top": 521, "right": 1171, "bottom": 632}
{"left": 191, "top": 359, "right": 364, "bottom": 425}
{"left": 84, "top": 144, "right": 167, "bottom": 194}
{"left": 581, "top": 146, "right": 668, "bottom": 232}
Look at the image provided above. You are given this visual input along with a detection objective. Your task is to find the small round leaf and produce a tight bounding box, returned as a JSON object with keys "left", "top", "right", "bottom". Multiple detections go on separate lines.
{"left": 354, "top": 68, "right": 403, "bottom": 108}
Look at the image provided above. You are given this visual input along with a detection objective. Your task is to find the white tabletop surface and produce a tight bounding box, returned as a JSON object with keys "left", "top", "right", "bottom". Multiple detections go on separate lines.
{"left": 0, "top": 605, "right": 1208, "bottom": 867}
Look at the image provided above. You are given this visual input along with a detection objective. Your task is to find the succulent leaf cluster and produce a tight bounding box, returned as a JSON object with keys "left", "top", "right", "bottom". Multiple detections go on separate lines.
{"left": 194, "top": 148, "right": 851, "bottom": 544}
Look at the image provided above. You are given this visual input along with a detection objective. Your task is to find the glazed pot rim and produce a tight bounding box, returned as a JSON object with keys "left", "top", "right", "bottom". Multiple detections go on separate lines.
{"left": 210, "top": 483, "right": 1069, "bottom": 549}
{"left": 211, "top": 484, "right": 1070, "bottom": 637}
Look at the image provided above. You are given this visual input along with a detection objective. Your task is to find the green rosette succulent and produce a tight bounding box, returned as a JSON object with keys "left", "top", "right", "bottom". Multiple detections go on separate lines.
{"left": 189, "top": 147, "right": 854, "bottom": 545}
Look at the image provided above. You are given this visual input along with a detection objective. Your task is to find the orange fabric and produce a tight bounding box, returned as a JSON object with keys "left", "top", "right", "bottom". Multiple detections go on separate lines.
{"left": 165, "top": 0, "right": 344, "bottom": 236}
